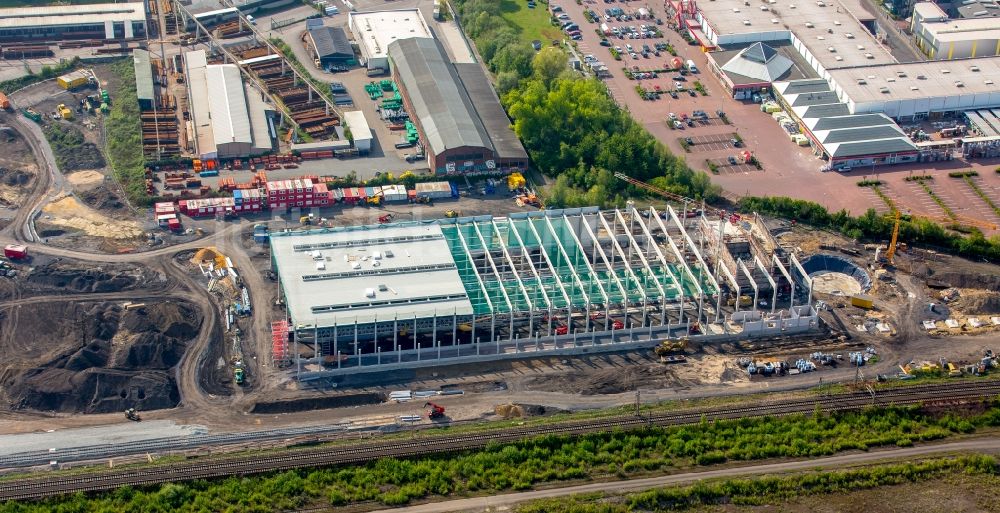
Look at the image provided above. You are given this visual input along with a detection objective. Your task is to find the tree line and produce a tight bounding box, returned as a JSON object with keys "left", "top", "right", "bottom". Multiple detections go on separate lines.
{"left": 453, "top": 0, "right": 719, "bottom": 209}
{"left": 5, "top": 403, "right": 1000, "bottom": 511}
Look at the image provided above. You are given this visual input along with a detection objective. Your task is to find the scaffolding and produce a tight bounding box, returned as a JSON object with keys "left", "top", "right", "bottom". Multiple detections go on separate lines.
{"left": 269, "top": 206, "right": 818, "bottom": 378}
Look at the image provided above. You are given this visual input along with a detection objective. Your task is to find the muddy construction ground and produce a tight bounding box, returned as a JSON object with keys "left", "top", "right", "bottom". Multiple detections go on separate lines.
{"left": 0, "top": 125, "right": 38, "bottom": 209}
{"left": 0, "top": 260, "right": 201, "bottom": 414}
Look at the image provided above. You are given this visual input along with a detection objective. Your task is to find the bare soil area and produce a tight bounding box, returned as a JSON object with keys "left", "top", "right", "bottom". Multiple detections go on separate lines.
{"left": 39, "top": 195, "right": 143, "bottom": 241}
{"left": 0, "top": 124, "right": 38, "bottom": 207}
{"left": 0, "top": 300, "right": 202, "bottom": 413}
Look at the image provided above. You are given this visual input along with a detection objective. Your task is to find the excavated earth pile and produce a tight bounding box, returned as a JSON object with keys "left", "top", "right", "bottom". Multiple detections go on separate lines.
{"left": 22, "top": 262, "right": 162, "bottom": 295}
{"left": 0, "top": 301, "right": 202, "bottom": 413}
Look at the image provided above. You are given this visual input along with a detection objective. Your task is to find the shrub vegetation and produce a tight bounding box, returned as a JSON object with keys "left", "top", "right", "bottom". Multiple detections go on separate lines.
{"left": 6, "top": 405, "right": 1000, "bottom": 511}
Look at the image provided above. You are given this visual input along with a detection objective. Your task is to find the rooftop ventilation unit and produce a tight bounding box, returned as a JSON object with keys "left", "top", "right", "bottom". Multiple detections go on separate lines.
{"left": 864, "top": 53, "right": 874, "bottom": 58}
{"left": 917, "top": 74, "right": 926, "bottom": 79}
{"left": 789, "top": 3, "right": 796, "bottom": 7}
{"left": 816, "top": 0, "right": 825, "bottom": 5}
{"left": 744, "top": 19, "right": 752, "bottom": 24}
{"left": 817, "top": 35, "right": 825, "bottom": 39}
{"left": 941, "top": 69, "right": 950, "bottom": 73}
{"left": 845, "top": 32, "right": 854, "bottom": 38}
{"left": 896, "top": 71, "right": 907, "bottom": 77}
{"left": 910, "top": 86, "right": 919, "bottom": 90}
{"left": 772, "top": 17, "right": 780, "bottom": 22}
{"left": 805, "top": 21, "right": 814, "bottom": 27}
{"left": 856, "top": 44, "right": 865, "bottom": 49}
{"left": 955, "top": 80, "right": 964, "bottom": 87}
{"left": 835, "top": 55, "right": 843, "bottom": 60}
{"left": 828, "top": 46, "right": 836, "bottom": 51}
{"left": 879, "top": 87, "right": 890, "bottom": 93}
{"left": 970, "top": 65, "right": 981, "bottom": 71}
{"left": 760, "top": 5, "right": 769, "bottom": 10}
{"left": 887, "top": 77, "right": 895, "bottom": 82}
{"left": 828, "top": 27, "right": 834, "bottom": 33}
{"left": 987, "top": 79, "right": 995, "bottom": 85}
{"left": 733, "top": 7, "right": 740, "bottom": 12}
{"left": 834, "top": 19, "right": 841, "bottom": 25}
{"left": 857, "top": 79, "right": 867, "bottom": 84}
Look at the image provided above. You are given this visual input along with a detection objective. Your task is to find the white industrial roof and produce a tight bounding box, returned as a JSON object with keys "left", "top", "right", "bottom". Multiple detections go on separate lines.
{"left": 697, "top": 0, "right": 895, "bottom": 68}
{"left": 916, "top": 12, "right": 1000, "bottom": 43}
{"left": 829, "top": 58, "right": 1000, "bottom": 104}
{"left": 913, "top": 1, "right": 948, "bottom": 20}
{"left": 349, "top": 9, "right": 433, "bottom": 62}
{"left": 271, "top": 223, "right": 474, "bottom": 327}
{"left": 0, "top": 2, "right": 145, "bottom": 29}
{"left": 206, "top": 64, "right": 253, "bottom": 148}
{"left": 342, "top": 110, "right": 372, "bottom": 143}
{"left": 184, "top": 50, "right": 216, "bottom": 157}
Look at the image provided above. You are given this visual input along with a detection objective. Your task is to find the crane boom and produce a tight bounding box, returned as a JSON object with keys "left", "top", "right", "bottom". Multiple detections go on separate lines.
{"left": 613, "top": 173, "right": 724, "bottom": 217}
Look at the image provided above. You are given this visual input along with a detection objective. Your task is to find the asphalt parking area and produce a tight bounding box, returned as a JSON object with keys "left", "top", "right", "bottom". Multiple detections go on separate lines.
{"left": 682, "top": 133, "right": 739, "bottom": 152}
{"left": 708, "top": 157, "right": 758, "bottom": 175}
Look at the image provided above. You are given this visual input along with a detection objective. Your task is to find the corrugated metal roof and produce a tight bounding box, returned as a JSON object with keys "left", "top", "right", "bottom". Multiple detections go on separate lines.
{"left": 388, "top": 38, "right": 492, "bottom": 157}
{"left": 776, "top": 79, "right": 831, "bottom": 96}
{"left": 817, "top": 124, "right": 906, "bottom": 144}
{"left": 133, "top": 49, "right": 154, "bottom": 103}
{"left": 788, "top": 91, "right": 841, "bottom": 107}
{"left": 309, "top": 26, "right": 353, "bottom": 59}
{"left": 454, "top": 63, "right": 528, "bottom": 161}
{"left": 825, "top": 138, "right": 918, "bottom": 158}
{"left": 0, "top": 2, "right": 145, "bottom": 29}
{"left": 806, "top": 113, "right": 895, "bottom": 131}
{"left": 206, "top": 64, "right": 253, "bottom": 147}
{"left": 798, "top": 103, "right": 851, "bottom": 119}
{"left": 184, "top": 50, "right": 216, "bottom": 157}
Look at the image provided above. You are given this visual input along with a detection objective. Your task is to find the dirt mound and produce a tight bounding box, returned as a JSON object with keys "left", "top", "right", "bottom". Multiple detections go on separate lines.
{"left": 0, "top": 167, "right": 32, "bottom": 187}
{"left": 78, "top": 185, "right": 128, "bottom": 213}
{"left": 249, "top": 393, "right": 385, "bottom": 414}
{"left": 952, "top": 290, "right": 1000, "bottom": 315}
{"left": 912, "top": 265, "right": 1000, "bottom": 291}
{"left": 520, "top": 355, "right": 746, "bottom": 395}
{"left": 43, "top": 123, "right": 106, "bottom": 172}
{"left": 0, "top": 301, "right": 201, "bottom": 413}
{"left": 25, "top": 262, "right": 152, "bottom": 294}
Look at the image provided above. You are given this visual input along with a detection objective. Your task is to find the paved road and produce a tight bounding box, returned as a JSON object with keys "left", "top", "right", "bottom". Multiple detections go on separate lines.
{"left": 369, "top": 438, "right": 1000, "bottom": 513}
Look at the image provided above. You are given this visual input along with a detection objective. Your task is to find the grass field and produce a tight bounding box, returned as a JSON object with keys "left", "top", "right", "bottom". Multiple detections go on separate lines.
{"left": 500, "top": 0, "right": 562, "bottom": 45}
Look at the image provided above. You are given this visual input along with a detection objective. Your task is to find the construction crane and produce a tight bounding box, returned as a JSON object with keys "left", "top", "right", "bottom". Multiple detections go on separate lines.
{"left": 885, "top": 209, "right": 901, "bottom": 264}
{"left": 613, "top": 172, "right": 724, "bottom": 218}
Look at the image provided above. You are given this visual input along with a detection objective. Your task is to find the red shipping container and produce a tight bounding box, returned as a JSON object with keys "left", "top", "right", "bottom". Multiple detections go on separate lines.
{"left": 3, "top": 244, "right": 27, "bottom": 260}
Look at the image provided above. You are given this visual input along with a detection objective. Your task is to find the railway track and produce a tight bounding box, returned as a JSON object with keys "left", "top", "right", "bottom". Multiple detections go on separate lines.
{"left": 1, "top": 380, "right": 998, "bottom": 501}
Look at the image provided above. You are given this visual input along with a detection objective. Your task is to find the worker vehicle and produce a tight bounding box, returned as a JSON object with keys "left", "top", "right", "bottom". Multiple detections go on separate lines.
{"left": 378, "top": 213, "right": 395, "bottom": 223}
{"left": 300, "top": 214, "right": 314, "bottom": 225}
{"left": 3, "top": 244, "right": 27, "bottom": 260}
{"left": 611, "top": 319, "right": 625, "bottom": 330}
{"left": 125, "top": 408, "right": 141, "bottom": 422}
{"left": 424, "top": 402, "right": 445, "bottom": 419}
{"left": 234, "top": 367, "right": 245, "bottom": 385}
{"left": 554, "top": 325, "right": 569, "bottom": 335}
{"left": 445, "top": 210, "right": 459, "bottom": 218}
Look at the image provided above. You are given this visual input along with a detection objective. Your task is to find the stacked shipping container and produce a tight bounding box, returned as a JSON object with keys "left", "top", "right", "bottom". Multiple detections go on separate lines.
{"left": 179, "top": 197, "right": 236, "bottom": 217}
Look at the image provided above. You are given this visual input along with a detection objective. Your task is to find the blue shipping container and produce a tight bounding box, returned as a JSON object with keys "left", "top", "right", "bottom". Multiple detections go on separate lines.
{"left": 450, "top": 183, "right": 459, "bottom": 198}
{"left": 199, "top": 170, "right": 219, "bottom": 177}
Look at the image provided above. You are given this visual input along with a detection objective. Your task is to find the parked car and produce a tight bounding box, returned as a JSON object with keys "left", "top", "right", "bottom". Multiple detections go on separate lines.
{"left": 731, "top": 138, "right": 742, "bottom": 147}
{"left": 552, "top": 5, "right": 563, "bottom": 11}
{"left": 673, "top": 75, "right": 686, "bottom": 81}
{"left": 600, "top": 39, "right": 612, "bottom": 46}
{"left": 532, "top": 40, "right": 542, "bottom": 50}
{"left": 669, "top": 91, "right": 678, "bottom": 99}
{"left": 558, "top": 13, "right": 570, "bottom": 20}
{"left": 688, "top": 89, "right": 697, "bottom": 97}
{"left": 728, "top": 156, "right": 738, "bottom": 165}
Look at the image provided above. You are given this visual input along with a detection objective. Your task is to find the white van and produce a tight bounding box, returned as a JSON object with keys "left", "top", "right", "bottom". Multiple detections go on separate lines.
{"left": 685, "top": 59, "right": 698, "bottom": 72}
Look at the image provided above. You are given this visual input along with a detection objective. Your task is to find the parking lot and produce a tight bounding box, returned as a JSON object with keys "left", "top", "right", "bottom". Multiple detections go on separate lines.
{"left": 682, "top": 133, "right": 740, "bottom": 152}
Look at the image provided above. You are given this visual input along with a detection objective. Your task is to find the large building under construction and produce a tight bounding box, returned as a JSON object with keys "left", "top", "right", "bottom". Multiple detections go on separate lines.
{"left": 270, "top": 207, "right": 819, "bottom": 378}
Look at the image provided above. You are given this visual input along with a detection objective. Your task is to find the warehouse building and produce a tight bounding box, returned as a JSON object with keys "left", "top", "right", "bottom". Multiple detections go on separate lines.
{"left": 773, "top": 79, "right": 919, "bottom": 169}
{"left": 342, "top": 110, "right": 373, "bottom": 154}
{"left": 389, "top": 38, "right": 527, "bottom": 174}
{"left": 0, "top": 2, "right": 147, "bottom": 43}
{"left": 911, "top": 2, "right": 1000, "bottom": 60}
{"left": 307, "top": 25, "right": 355, "bottom": 68}
{"left": 184, "top": 50, "right": 274, "bottom": 159}
{"left": 454, "top": 63, "right": 529, "bottom": 170}
{"left": 706, "top": 41, "right": 817, "bottom": 99}
{"left": 133, "top": 49, "right": 155, "bottom": 110}
{"left": 270, "top": 206, "right": 820, "bottom": 378}
{"left": 349, "top": 9, "right": 433, "bottom": 71}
